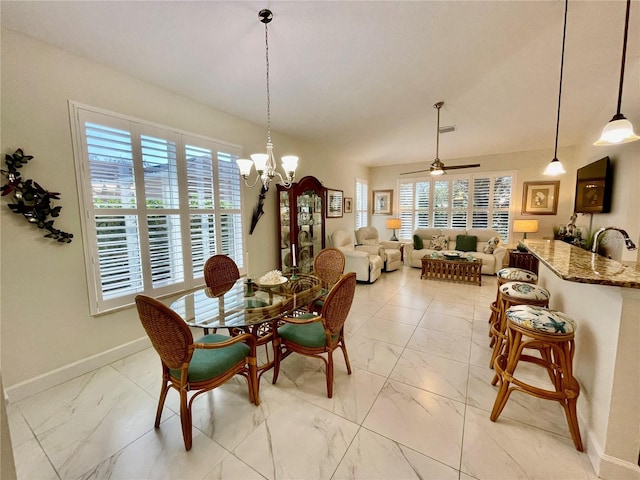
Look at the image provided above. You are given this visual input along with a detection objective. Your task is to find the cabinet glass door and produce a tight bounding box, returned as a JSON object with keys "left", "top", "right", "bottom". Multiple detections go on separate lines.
{"left": 279, "top": 190, "right": 291, "bottom": 272}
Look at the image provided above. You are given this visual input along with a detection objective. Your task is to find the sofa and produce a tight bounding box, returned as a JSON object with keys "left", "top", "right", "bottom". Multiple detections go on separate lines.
{"left": 404, "top": 228, "right": 507, "bottom": 275}
{"left": 330, "top": 230, "right": 383, "bottom": 283}
{"left": 354, "top": 226, "right": 403, "bottom": 272}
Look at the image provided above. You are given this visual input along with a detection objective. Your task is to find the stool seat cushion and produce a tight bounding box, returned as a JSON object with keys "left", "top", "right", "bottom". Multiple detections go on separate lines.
{"left": 506, "top": 305, "right": 577, "bottom": 334}
{"left": 497, "top": 267, "right": 538, "bottom": 282}
{"left": 500, "top": 282, "right": 550, "bottom": 301}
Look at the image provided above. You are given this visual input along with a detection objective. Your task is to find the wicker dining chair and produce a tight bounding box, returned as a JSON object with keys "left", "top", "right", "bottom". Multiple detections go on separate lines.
{"left": 135, "top": 295, "right": 258, "bottom": 451}
{"left": 272, "top": 272, "right": 356, "bottom": 398}
{"left": 310, "top": 247, "right": 345, "bottom": 313}
{"left": 204, "top": 254, "right": 240, "bottom": 296}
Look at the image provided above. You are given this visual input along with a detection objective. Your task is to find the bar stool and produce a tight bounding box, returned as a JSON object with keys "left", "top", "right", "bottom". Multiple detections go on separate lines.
{"left": 489, "top": 268, "right": 538, "bottom": 342}
{"left": 491, "top": 304, "right": 583, "bottom": 451}
{"left": 489, "top": 281, "right": 550, "bottom": 369}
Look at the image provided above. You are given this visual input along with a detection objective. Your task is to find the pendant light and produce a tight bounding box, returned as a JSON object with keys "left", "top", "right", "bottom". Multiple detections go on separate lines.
{"left": 544, "top": 0, "right": 568, "bottom": 176}
{"left": 594, "top": 0, "right": 639, "bottom": 145}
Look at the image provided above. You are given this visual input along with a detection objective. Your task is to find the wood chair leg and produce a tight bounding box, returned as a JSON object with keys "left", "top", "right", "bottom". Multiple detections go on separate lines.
{"left": 272, "top": 340, "right": 282, "bottom": 385}
{"left": 155, "top": 381, "right": 170, "bottom": 427}
{"left": 179, "top": 390, "right": 193, "bottom": 451}
{"left": 326, "top": 350, "right": 334, "bottom": 398}
{"left": 340, "top": 341, "right": 352, "bottom": 375}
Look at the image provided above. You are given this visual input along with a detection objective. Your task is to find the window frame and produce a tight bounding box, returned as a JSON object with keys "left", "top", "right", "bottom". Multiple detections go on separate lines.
{"left": 69, "top": 101, "right": 244, "bottom": 315}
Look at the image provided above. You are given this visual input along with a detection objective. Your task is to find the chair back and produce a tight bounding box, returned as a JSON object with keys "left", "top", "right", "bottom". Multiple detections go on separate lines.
{"left": 204, "top": 255, "right": 240, "bottom": 296}
{"left": 330, "top": 230, "right": 355, "bottom": 252}
{"left": 321, "top": 272, "right": 356, "bottom": 335}
{"left": 313, "top": 248, "right": 345, "bottom": 290}
{"left": 135, "top": 295, "right": 194, "bottom": 370}
{"left": 355, "top": 226, "right": 380, "bottom": 245}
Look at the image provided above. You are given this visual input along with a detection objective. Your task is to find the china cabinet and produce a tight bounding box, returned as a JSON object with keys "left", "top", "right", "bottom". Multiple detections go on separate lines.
{"left": 277, "top": 176, "right": 326, "bottom": 274}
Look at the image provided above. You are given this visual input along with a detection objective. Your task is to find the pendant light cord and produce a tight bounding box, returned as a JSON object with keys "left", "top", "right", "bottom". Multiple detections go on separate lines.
{"left": 554, "top": 0, "right": 568, "bottom": 159}
{"left": 615, "top": 0, "right": 631, "bottom": 116}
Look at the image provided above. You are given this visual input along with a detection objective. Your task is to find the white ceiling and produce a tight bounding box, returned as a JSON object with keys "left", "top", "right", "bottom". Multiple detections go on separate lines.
{"left": 2, "top": 1, "right": 639, "bottom": 167}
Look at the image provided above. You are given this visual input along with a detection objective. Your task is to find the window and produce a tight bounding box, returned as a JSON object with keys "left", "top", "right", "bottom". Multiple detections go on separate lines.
{"left": 398, "top": 172, "right": 513, "bottom": 242}
{"left": 355, "top": 177, "right": 368, "bottom": 229}
{"left": 70, "top": 103, "right": 244, "bottom": 314}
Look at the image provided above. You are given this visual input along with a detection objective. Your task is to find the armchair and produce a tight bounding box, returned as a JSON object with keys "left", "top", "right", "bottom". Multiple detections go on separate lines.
{"left": 354, "top": 226, "right": 403, "bottom": 272}
{"left": 330, "top": 230, "right": 383, "bottom": 283}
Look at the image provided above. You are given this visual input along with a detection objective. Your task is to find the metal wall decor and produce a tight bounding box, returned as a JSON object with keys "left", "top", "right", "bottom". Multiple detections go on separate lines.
{"left": 1, "top": 148, "right": 73, "bottom": 243}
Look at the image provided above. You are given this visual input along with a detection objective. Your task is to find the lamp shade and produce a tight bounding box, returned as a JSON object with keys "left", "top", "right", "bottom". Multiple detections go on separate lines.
{"left": 513, "top": 219, "right": 539, "bottom": 234}
{"left": 594, "top": 118, "right": 640, "bottom": 145}
{"left": 386, "top": 218, "right": 402, "bottom": 230}
{"left": 543, "top": 158, "right": 566, "bottom": 176}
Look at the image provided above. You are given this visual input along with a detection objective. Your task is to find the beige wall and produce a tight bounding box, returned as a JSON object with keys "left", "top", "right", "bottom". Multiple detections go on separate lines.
{"left": 0, "top": 29, "right": 367, "bottom": 389}
{"left": 369, "top": 146, "right": 577, "bottom": 245}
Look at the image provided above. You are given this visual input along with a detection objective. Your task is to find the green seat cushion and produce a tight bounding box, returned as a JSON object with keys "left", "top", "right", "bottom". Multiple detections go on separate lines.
{"left": 170, "top": 333, "right": 250, "bottom": 383}
{"left": 413, "top": 234, "right": 424, "bottom": 250}
{"left": 455, "top": 234, "right": 478, "bottom": 252}
{"left": 278, "top": 316, "right": 339, "bottom": 348}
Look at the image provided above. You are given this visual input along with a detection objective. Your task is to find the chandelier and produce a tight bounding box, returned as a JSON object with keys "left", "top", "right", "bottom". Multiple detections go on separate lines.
{"left": 236, "top": 9, "right": 298, "bottom": 189}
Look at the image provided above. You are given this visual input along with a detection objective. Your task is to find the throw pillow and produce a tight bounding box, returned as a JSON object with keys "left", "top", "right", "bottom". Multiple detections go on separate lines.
{"left": 455, "top": 235, "right": 478, "bottom": 252}
{"left": 429, "top": 235, "right": 448, "bottom": 251}
{"left": 483, "top": 237, "right": 500, "bottom": 254}
{"left": 413, "top": 234, "right": 424, "bottom": 250}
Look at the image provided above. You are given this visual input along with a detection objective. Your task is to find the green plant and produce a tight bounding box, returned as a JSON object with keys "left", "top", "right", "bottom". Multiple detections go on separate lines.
{"left": 1, "top": 148, "right": 73, "bottom": 243}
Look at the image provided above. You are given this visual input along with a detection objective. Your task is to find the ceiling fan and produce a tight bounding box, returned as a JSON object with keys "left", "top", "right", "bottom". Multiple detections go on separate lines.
{"left": 402, "top": 101, "right": 480, "bottom": 175}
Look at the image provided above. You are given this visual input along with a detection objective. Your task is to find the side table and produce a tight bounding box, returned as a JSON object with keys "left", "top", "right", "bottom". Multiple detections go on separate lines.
{"left": 508, "top": 249, "right": 539, "bottom": 275}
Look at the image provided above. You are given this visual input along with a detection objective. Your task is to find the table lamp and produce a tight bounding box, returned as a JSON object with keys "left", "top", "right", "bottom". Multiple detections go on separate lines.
{"left": 386, "top": 218, "right": 402, "bottom": 241}
{"left": 513, "top": 219, "right": 539, "bottom": 249}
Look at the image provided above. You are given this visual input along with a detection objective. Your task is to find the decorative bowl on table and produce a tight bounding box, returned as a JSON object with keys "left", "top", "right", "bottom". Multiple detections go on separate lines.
{"left": 256, "top": 270, "right": 288, "bottom": 287}
{"left": 443, "top": 251, "right": 462, "bottom": 260}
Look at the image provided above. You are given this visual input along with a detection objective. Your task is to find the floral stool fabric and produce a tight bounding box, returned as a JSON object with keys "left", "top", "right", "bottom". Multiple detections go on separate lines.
{"left": 499, "top": 282, "right": 550, "bottom": 301}
{"left": 497, "top": 267, "right": 538, "bottom": 283}
{"left": 506, "top": 305, "right": 577, "bottom": 334}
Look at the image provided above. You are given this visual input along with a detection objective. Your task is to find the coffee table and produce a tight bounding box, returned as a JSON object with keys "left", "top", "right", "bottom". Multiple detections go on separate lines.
{"left": 421, "top": 255, "right": 482, "bottom": 286}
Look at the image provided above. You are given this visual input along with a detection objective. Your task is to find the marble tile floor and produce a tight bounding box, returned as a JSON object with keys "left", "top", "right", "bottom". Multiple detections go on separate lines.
{"left": 7, "top": 266, "right": 598, "bottom": 480}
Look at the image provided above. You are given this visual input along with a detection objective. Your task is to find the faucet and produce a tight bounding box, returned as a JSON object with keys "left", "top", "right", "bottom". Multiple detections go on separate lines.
{"left": 591, "top": 227, "right": 637, "bottom": 253}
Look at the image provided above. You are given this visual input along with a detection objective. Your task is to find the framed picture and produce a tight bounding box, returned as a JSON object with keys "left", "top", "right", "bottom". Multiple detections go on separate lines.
{"left": 522, "top": 181, "right": 559, "bottom": 215}
{"left": 373, "top": 189, "right": 393, "bottom": 215}
{"left": 326, "top": 188, "right": 343, "bottom": 218}
{"left": 344, "top": 197, "right": 353, "bottom": 213}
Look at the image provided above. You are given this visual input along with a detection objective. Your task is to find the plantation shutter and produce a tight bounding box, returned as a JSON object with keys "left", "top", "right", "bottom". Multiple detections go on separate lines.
{"left": 355, "top": 178, "right": 368, "bottom": 229}
{"left": 82, "top": 114, "right": 144, "bottom": 310}
{"left": 398, "top": 181, "right": 415, "bottom": 238}
{"left": 217, "top": 150, "right": 243, "bottom": 265}
{"left": 492, "top": 176, "right": 512, "bottom": 241}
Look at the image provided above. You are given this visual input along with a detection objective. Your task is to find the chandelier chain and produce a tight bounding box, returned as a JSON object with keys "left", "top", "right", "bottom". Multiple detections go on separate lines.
{"left": 264, "top": 21, "right": 271, "bottom": 143}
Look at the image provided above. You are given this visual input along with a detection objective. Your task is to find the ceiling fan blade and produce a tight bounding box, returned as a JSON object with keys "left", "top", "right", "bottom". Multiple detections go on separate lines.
{"left": 401, "top": 169, "right": 431, "bottom": 175}
{"left": 442, "top": 164, "right": 481, "bottom": 170}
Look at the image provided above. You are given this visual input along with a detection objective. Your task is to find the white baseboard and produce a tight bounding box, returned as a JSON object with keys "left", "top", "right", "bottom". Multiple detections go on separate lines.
{"left": 584, "top": 421, "right": 640, "bottom": 480}
{"left": 5, "top": 337, "right": 151, "bottom": 404}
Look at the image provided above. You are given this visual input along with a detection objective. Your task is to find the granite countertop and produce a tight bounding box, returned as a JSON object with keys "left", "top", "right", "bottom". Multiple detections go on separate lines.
{"left": 523, "top": 239, "right": 640, "bottom": 289}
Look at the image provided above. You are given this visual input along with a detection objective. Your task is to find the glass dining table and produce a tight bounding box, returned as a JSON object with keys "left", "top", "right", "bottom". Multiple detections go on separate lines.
{"left": 170, "top": 273, "right": 322, "bottom": 396}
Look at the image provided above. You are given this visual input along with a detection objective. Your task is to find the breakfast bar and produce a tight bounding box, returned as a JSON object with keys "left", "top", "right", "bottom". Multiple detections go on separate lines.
{"left": 522, "top": 239, "right": 640, "bottom": 479}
